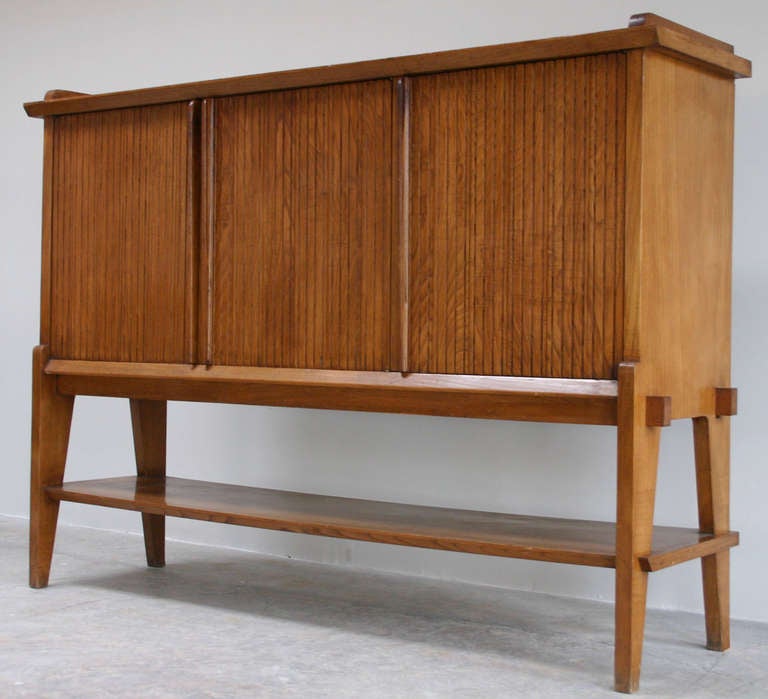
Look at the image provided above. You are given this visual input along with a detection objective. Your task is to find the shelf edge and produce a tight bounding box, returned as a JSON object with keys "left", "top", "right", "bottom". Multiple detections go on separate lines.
{"left": 639, "top": 531, "right": 739, "bottom": 572}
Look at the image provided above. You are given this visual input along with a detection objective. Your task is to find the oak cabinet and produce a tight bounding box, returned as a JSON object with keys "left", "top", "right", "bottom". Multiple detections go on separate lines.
{"left": 25, "top": 12, "right": 749, "bottom": 694}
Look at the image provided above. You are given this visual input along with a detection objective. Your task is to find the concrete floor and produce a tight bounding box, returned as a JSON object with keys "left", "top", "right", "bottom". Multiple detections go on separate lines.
{"left": 1, "top": 515, "right": 766, "bottom": 698}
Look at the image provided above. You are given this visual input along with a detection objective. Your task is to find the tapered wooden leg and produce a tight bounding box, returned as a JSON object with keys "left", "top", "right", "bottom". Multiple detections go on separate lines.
{"left": 693, "top": 415, "right": 731, "bottom": 651}
{"left": 130, "top": 399, "right": 167, "bottom": 568}
{"left": 30, "top": 345, "right": 74, "bottom": 588}
{"left": 614, "top": 363, "right": 661, "bottom": 693}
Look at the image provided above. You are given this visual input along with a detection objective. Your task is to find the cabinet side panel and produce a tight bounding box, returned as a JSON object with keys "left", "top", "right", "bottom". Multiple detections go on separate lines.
{"left": 212, "top": 80, "right": 392, "bottom": 370}
{"left": 408, "top": 55, "right": 626, "bottom": 378}
{"left": 635, "top": 52, "right": 734, "bottom": 417}
{"left": 39, "top": 118, "right": 55, "bottom": 345}
{"left": 50, "top": 104, "right": 192, "bottom": 362}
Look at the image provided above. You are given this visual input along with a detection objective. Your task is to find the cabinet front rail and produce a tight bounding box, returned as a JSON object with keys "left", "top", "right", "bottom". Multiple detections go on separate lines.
{"left": 45, "top": 360, "right": 618, "bottom": 425}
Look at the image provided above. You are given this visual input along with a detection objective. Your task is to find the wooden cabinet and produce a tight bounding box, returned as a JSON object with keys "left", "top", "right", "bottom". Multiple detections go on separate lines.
{"left": 25, "top": 13, "right": 750, "bottom": 693}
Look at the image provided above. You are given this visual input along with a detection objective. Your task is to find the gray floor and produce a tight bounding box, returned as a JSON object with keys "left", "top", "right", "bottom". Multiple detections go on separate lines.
{"left": 1, "top": 515, "right": 766, "bottom": 698}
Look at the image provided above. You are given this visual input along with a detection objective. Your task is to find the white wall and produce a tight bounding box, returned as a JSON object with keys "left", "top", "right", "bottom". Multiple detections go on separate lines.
{"left": 3, "top": 0, "right": 767, "bottom": 621}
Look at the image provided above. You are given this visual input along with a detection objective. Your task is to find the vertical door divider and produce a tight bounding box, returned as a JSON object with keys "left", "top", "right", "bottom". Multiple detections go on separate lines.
{"left": 186, "top": 100, "right": 201, "bottom": 365}
{"left": 393, "top": 77, "right": 411, "bottom": 374}
{"left": 199, "top": 98, "right": 216, "bottom": 366}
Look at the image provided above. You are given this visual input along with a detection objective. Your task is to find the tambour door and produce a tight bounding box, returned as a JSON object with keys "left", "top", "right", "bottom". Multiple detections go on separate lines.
{"left": 408, "top": 54, "right": 627, "bottom": 379}
{"left": 211, "top": 80, "right": 393, "bottom": 370}
{"left": 50, "top": 103, "right": 194, "bottom": 363}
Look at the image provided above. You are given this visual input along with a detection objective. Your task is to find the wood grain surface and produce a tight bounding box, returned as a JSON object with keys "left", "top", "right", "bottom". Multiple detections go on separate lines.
{"left": 626, "top": 52, "right": 735, "bottom": 418}
{"left": 130, "top": 399, "right": 167, "bottom": 568}
{"left": 46, "top": 476, "right": 737, "bottom": 570}
{"left": 628, "top": 13, "right": 734, "bottom": 52}
{"left": 39, "top": 119, "right": 55, "bottom": 345}
{"left": 23, "top": 19, "right": 750, "bottom": 118}
{"left": 46, "top": 360, "right": 619, "bottom": 425}
{"left": 30, "top": 346, "right": 74, "bottom": 588}
{"left": 50, "top": 104, "right": 193, "bottom": 362}
{"left": 614, "top": 362, "right": 662, "bottom": 693}
{"left": 408, "top": 55, "right": 626, "bottom": 378}
{"left": 211, "top": 81, "right": 393, "bottom": 370}
{"left": 693, "top": 414, "right": 732, "bottom": 651}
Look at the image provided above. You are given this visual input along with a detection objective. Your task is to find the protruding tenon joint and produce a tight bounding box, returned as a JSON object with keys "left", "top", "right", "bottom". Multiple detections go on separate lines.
{"left": 646, "top": 395, "right": 672, "bottom": 427}
{"left": 714, "top": 388, "right": 738, "bottom": 417}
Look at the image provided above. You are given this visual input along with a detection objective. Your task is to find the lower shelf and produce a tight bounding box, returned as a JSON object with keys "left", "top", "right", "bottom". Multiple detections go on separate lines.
{"left": 46, "top": 477, "right": 738, "bottom": 571}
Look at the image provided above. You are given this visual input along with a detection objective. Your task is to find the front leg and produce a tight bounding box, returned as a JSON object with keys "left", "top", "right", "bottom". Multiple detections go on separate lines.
{"left": 30, "top": 345, "right": 74, "bottom": 588}
{"left": 614, "top": 363, "right": 662, "bottom": 693}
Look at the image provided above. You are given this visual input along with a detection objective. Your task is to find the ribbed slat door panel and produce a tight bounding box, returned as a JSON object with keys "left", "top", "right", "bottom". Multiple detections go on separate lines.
{"left": 211, "top": 80, "right": 393, "bottom": 370}
{"left": 408, "top": 54, "right": 626, "bottom": 378}
{"left": 50, "top": 104, "right": 192, "bottom": 362}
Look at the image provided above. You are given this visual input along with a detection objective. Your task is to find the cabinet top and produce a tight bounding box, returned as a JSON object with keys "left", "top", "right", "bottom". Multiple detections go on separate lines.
{"left": 24, "top": 12, "right": 750, "bottom": 119}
